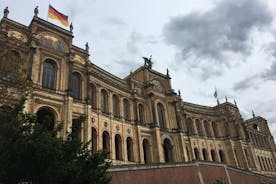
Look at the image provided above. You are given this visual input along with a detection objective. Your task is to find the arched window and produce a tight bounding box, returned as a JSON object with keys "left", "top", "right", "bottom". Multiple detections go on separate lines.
{"left": 202, "top": 149, "right": 208, "bottom": 160}
{"left": 91, "top": 84, "right": 97, "bottom": 109}
{"left": 123, "top": 99, "right": 130, "bottom": 121}
{"left": 126, "top": 137, "right": 134, "bottom": 162}
{"left": 138, "top": 104, "right": 144, "bottom": 124}
{"left": 222, "top": 121, "right": 228, "bottom": 138}
{"left": 194, "top": 148, "right": 199, "bottom": 160}
{"left": 143, "top": 139, "right": 151, "bottom": 163}
{"left": 36, "top": 107, "right": 55, "bottom": 131}
{"left": 204, "top": 120, "right": 212, "bottom": 137}
{"left": 72, "top": 118, "right": 82, "bottom": 141}
{"left": 157, "top": 103, "right": 166, "bottom": 128}
{"left": 186, "top": 118, "right": 193, "bottom": 136}
{"left": 102, "top": 131, "right": 110, "bottom": 152}
{"left": 42, "top": 59, "right": 56, "bottom": 89}
{"left": 212, "top": 121, "right": 219, "bottom": 138}
{"left": 115, "top": 134, "right": 122, "bottom": 160}
{"left": 72, "top": 72, "right": 81, "bottom": 99}
{"left": 219, "top": 150, "right": 225, "bottom": 163}
{"left": 211, "top": 149, "right": 216, "bottom": 161}
{"left": 91, "top": 127, "right": 97, "bottom": 153}
{"left": 196, "top": 119, "right": 204, "bottom": 137}
{"left": 253, "top": 124, "right": 260, "bottom": 131}
{"left": 112, "top": 94, "right": 120, "bottom": 118}
{"left": 163, "top": 138, "right": 174, "bottom": 162}
{"left": 101, "top": 89, "right": 108, "bottom": 113}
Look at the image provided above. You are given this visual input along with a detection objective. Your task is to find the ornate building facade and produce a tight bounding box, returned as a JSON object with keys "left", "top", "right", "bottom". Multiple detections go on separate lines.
{"left": 1, "top": 7, "right": 276, "bottom": 176}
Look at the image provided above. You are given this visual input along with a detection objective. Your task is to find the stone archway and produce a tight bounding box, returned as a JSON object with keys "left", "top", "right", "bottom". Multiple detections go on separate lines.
{"left": 36, "top": 107, "right": 56, "bottom": 130}
{"left": 143, "top": 139, "right": 152, "bottom": 163}
{"left": 163, "top": 138, "right": 174, "bottom": 162}
{"left": 115, "top": 134, "right": 122, "bottom": 160}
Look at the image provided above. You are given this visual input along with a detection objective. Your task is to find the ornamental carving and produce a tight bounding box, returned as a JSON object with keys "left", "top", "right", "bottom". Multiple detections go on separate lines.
{"left": 116, "top": 125, "right": 120, "bottom": 131}
{"left": 135, "top": 88, "right": 142, "bottom": 95}
{"left": 73, "top": 55, "right": 85, "bottom": 65}
{"left": 91, "top": 117, "right": 95, "bottom": 123}
{"left": 39, "top": 34, "right": 65, "bottom": 52}
{"left": 152, "top": 79, "right": 164, "bottom": 93}
{"left": 8, "top": 30, "right": 27, "bottom": 42}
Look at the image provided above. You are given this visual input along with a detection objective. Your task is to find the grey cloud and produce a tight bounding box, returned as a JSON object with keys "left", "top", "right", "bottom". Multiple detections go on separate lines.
{"left": 163, "top": 0, "right": 273, "bottom": 78}
{"left": 126, "top": 31, "right": 158, "bottom": 55}
{"left": 105, "top": 18, "right": 127, "bottom": 26}
{"left": 126, "top": 31, "right": 143, "bottom": 54}
{"left": 116, "top": 59, "right": 140, "bottom": 69}
{"left": 80, "top": 25, "right": 91, "bottom": 36}
{"left": 265, "top": 41, "right": 276, "bottom": 58}
{"left": 112, "top": 59, "right": 141, "bottom": 77}
{"left": 233, "top": 59, "right": 276, "bottom": 91}
{"left": 65, "top": 2, "right": 85, "bottom": 21}
{"left": 233, "top": 75, "right": 259, "bottom": 91}
{"left": 262, "top": 61, "right": 276, "bottom": 81}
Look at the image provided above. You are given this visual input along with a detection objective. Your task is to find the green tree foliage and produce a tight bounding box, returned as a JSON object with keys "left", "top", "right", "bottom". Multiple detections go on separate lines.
{"left": 213, "top": 178, "right": 226, "bottom": 184}
{"left": 0, "top": 97, "right": 111, "bottom": 184}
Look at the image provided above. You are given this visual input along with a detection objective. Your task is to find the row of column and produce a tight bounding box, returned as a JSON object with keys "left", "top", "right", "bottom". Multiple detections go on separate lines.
{"left": 249, "top": 132, "right": 270, "bottom": 149}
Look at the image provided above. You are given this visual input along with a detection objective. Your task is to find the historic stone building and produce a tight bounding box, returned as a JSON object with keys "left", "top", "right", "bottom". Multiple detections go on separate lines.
{"left": 1, "top": 7, "right": 276, "bottom": 177}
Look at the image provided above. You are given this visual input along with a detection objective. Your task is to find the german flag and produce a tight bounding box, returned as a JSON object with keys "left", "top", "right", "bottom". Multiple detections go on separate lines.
{"left": 48, "top": 5, "right": 69, "bottom": 27}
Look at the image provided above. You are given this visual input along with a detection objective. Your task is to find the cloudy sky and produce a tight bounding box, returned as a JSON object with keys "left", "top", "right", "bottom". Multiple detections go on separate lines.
{"left": 2, "top": 0, "right": 276, "bottom": 140}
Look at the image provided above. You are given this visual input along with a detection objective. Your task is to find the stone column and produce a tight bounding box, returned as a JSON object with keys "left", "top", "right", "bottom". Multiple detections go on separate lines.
{"left": 96, "top": 86, "right": 102, "bottom": 113}
{"left": 148, "top": 93, "right": 157, "bottom": 127}
{"left": 83, "top": 104, "right": 92, "bottom": 146}
{"left": 153, "top": 127, "right": 163, "bottom": 162}
{"left": 136, "top": 126, "right": 143, "bottom": 163}
{"left": 27, "top": 45, "right": 36, "bottom": 81}
{"left": 133, "top": 98, "right": 138, "bottom": 125}
{"left": 192, "top": 119, "right": 198, "bottom": 136}
{"left": 210, "top": 121, "right": 215, "bottom": 138}
{"left": 173, "top": 101, "right": 181, "bottom": 130}
{"left": 67, "top": 59, "right": 73, "bottom": 96}
{"left": 107, "top": 90, "right": 112, "bottom": 115}
{"left": 63, "top": 96, "right": 73, "bottom": 139}
{"left": 86, "top": 69, "right": 91, "bottom": 104}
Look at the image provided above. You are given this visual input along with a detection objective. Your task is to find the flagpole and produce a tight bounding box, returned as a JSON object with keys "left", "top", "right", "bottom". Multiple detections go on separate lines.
{"left": 47, "top": 2, "right": 50, "bottom": 21}
{"left": 213, "top": 86, "right": 219, "bottom": 105}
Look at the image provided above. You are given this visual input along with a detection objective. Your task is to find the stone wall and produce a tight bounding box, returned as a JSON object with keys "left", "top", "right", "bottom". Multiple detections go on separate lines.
{"left": 108, "top": 161, "right": 276, "bottom": 184}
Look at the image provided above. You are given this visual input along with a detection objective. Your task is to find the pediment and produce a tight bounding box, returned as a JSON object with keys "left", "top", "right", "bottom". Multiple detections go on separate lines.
{"left": 37, "top": 32, "right": 68, "bottom": 53}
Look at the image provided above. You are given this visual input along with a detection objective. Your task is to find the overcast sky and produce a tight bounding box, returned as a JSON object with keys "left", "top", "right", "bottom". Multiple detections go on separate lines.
{"left": 2, "top": 0, "right": 276, "bottom": 140}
